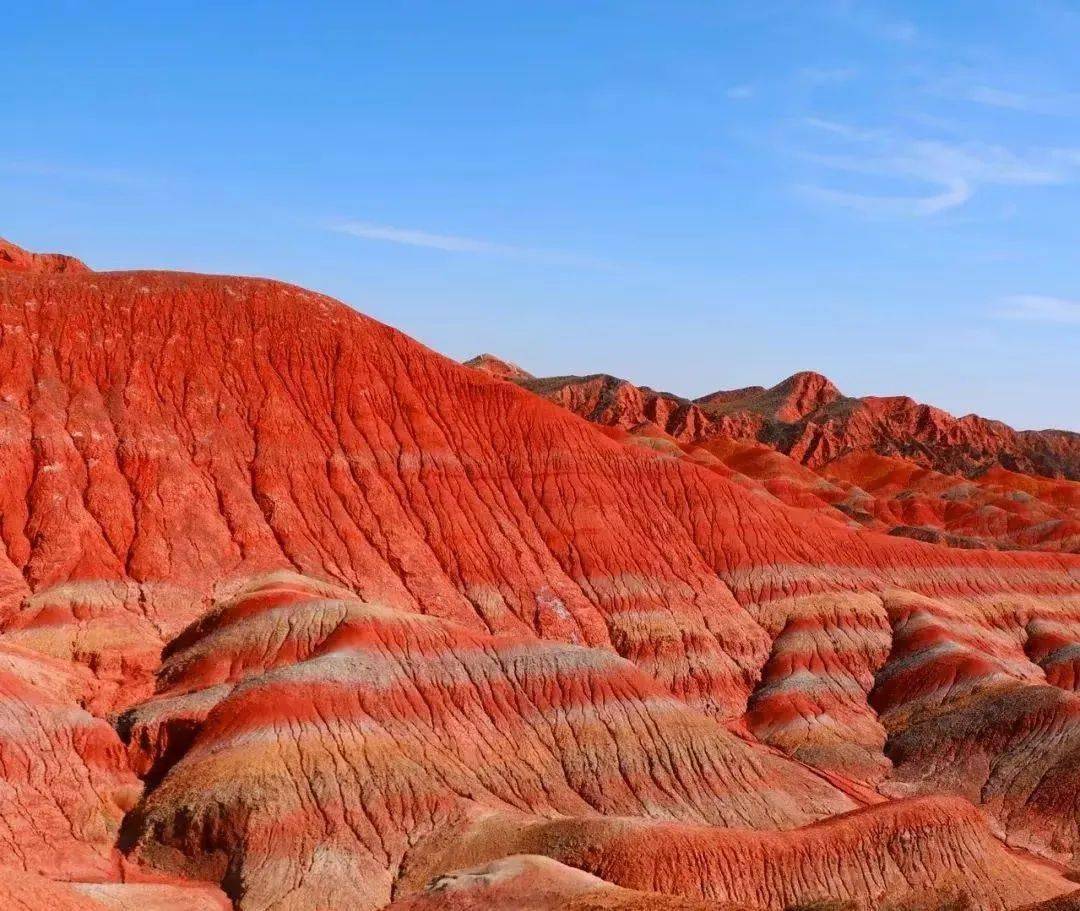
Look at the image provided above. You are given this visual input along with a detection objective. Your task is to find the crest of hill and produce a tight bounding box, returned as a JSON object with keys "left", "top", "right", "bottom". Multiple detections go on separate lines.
{"left": 478, "top": 359, "right": 1079, "bottom": 481}
{"left": 462, "top": 359, "right": 1080, "bottom": 552}
{"left": 697, "top": 370, "right": 843, "bottom": 423}
{"left": 0, "top": 237, "right": 90, "bottom": 275}
{"left": 463, "top": 353, "right": 534, "bottom": 381}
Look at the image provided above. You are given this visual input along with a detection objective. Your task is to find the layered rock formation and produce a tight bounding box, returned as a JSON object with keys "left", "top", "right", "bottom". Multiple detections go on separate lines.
{"left": 0, "top": 867, "right": 229, "bottom": 911}
{"left": 122, "top": 573, "right": 858, "bottom": 909}
{"left": 0, "top": 238, "right": 1077, "bottom": 910}
{"left": 482, "top": 365, "right": 1079, "bottom": 551}
{"left": 397, "top": 798, "right": 1070, "bottom": 911}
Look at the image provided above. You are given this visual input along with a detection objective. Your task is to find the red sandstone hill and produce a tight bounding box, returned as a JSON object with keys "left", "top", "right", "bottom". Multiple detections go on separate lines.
{"left": 0, "top": 237, "right": 89, "bottom": 275}
{"left": 463, "top": 352, "right": 534, "bottom": 381}
{"left": 499, "top": 365, "right": 1078, "bottom": 480}
{"left": 0, "top": 238, "right": 1078, "bottom": 911}
{"left": 470, "top": 362, "right": 1079, "bottom": 552}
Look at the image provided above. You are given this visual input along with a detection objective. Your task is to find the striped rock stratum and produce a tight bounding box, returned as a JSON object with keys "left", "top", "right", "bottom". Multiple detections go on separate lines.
{"left": 0, "top": 237, "right": 1078, "bottom": 910}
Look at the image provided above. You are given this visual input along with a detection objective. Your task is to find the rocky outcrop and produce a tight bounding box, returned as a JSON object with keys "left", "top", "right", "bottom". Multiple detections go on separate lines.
{"left": 0, "top": 237, "right": 89, "bottom": 275}
{"left": 520, "top": 373, "right": 714, "bottom": 442}
{"left": 700, "top": 370, "right": 843, "bottom": 424}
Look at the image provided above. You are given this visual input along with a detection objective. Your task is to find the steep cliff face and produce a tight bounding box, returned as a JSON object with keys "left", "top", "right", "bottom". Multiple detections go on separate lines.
{"left": 0, "top": 245, "right": 1078, "bottom": 910}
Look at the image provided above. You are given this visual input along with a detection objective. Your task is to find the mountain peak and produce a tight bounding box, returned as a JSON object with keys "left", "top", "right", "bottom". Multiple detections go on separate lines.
{"left": 768, "top": 370, "right": 843, "bottom": 421}
{"left": 463, "top": 353, "right": 534, "bottom": 381}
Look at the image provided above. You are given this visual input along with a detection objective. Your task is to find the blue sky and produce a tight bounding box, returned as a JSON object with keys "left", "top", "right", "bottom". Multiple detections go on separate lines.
{"left": 6, "top": 1, "right": 1079, "bottom": 430}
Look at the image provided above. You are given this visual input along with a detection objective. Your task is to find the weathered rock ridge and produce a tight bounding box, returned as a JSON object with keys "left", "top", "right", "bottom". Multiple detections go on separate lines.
{"left": 0, "top": 241, "right": 1076, "bottom": 910}
{"left": 477, "top": 363, "right": 1078, "bottom": 552}
{"left": 509, "top": 366, "right": 1079, "bottom": 480}
{"left": 0, "top": 237, "right": 89, "bottom": 275}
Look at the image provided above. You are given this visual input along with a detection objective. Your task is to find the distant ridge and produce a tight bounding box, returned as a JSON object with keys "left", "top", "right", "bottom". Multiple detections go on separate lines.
{"left": 466, "top": 355, "right": 1080, "bottom": 551}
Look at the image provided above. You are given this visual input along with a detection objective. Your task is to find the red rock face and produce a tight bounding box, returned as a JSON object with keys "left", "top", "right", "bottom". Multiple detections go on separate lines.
{"left": 398, "top": 797, "right": 1071, "bottom": 911}
{"left": 497, "top": 363, "right": 1080, "bottom": 552}
{"left": 0, "top": 243, "right": 1078, "bottom": 910}
{"left": 0, "top": 237, "right": 89, "bottom": 275}
{"left": 0, "top": 642, "right": 140, "bottom": 879}
{"left": 0, "top": 866, "right": 231, "bottom": 910}
{"left": 462, "top": 353, "right": 533, "bottom": 381}
{"left": 695, "top": 370, "right": 1078, "bottom": 480}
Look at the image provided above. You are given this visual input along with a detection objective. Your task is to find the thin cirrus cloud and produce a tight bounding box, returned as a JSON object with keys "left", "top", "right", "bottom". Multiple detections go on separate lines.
{"left": 825, "top": 0, "right": 917, "bottom": 44}
{"left": 326, "top": 219, "right": 610, "bottom": 268}
{"left": 995, "top": 295, "right": 1080, "bottom": 325}
{"left": 799, "top": 178, "right": 970, "bottom": 217}
{"left": 796, "top": 117, "right": 1080, "bottom": 217}
{"left": 726, "top": 84, "right": 756, "bottom": 100}
{"left": 330, "top": 219, "right": 514, "bottom": 254}
{"left": 0, "top": 160, "right": 151, "bottom": 188}
{"left": 798, "top": 66, "right": 858, "bottom": 86}
{"left": 964, "top": 86, "right": 1077, "bottom": 115}
{"left": 931, "top": 80, "right": 1080, "bottom": 116}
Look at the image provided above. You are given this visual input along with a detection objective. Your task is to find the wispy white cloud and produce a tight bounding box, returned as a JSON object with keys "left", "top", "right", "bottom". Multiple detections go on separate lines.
{"left": 933, "top": 81, "right": 1080, "bottom": 116}
{"left": 802, "top": 117, "right": 881, "bottom": 142}
{"left": 825, "top": 0, "right": 917, "bottom": 44}
{"left": 995, "top": 295, "right": 1080, "bottom": 325}
{"left": 966, "top": 86, "right": 1054, "bottom": 112}
{"left": 726, "top": 84, "right": 756, "bottom": 101}
{"left": 330, "top": 220, "right": 513, "bottom": 254}
{"left": 799, "top": 66, "right": 858, "bottom": 86}
{"left": 326, "top": 219, "right": 609, "bottom": 268}
{"left": 796, "top": 117, "right": 1080, "bottom": 216}
{"left": 0, "top": 160, "right": 149, "bottom": 187}
{"left": 799, "top": 178, "right": 970, "bottom": 217}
